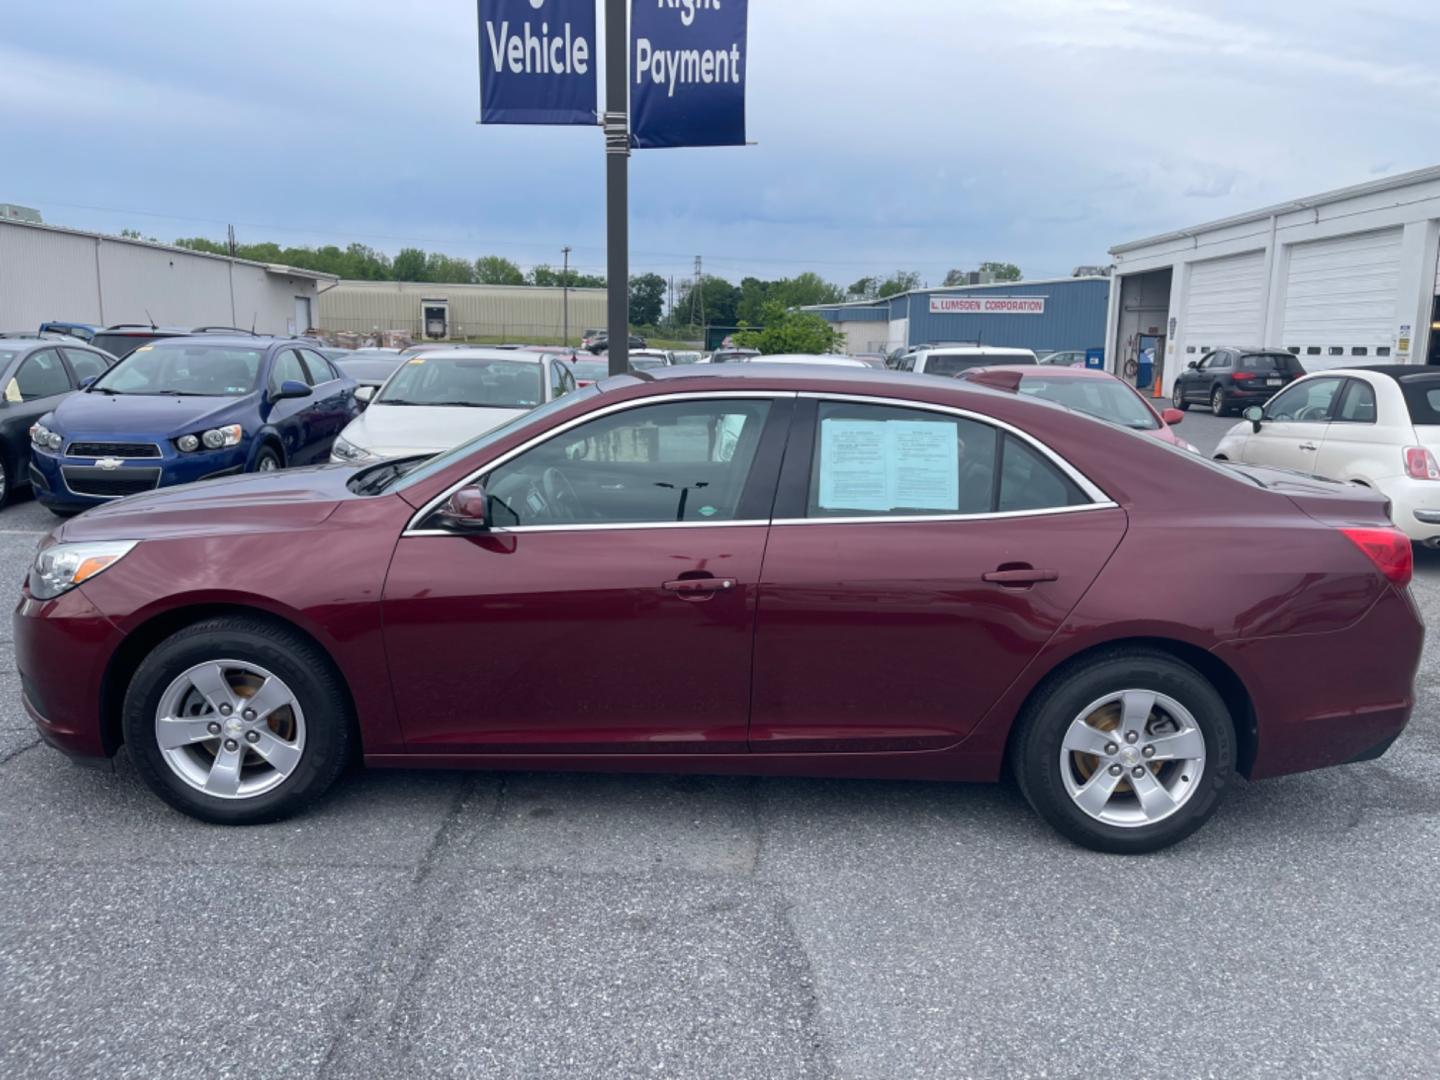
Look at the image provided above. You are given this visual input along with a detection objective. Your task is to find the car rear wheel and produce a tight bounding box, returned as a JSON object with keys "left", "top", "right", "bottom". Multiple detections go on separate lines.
{"left": 1011, "top": 650, "right": 1234, "bottom": 854}
{"left": 1211, "top": 387, "right": 1228, "bottom": 415}
{"left": 122, "top": 616, "right": 352, "bottom": 824}
{"left": 1172, "top": 384, "right": 1189, "bottom": 412}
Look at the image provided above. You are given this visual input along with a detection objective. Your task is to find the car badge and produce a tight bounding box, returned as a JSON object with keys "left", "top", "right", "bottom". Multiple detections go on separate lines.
{"left": 96, "top": 457, "right": 124, "bottom": 471}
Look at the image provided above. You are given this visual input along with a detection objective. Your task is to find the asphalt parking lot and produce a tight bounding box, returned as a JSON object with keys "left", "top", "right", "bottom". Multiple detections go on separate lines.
{"left": 3, "top": 415, "right": 1439, "bottom": 1079}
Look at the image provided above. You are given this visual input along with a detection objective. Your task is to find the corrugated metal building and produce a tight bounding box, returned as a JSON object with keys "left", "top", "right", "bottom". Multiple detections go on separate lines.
{"left": 1106, "top": 165, "right": 1440, "bottom": 394}
{"left": 0, "top": 219, "right": 335, "bottom": 335}
{"left": 318, "top": 280, "right": 609, "bottom": 342}
{"left": 805, "top": 277, "right": 1111, "bottom": 356}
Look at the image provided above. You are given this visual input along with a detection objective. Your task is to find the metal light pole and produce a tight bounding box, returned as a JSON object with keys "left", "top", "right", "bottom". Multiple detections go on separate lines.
{"left": 561, "top": 245, "right": 572, "bottom": 347}
{"left": 604, "top": 1, "right": 629, "bottom": 377}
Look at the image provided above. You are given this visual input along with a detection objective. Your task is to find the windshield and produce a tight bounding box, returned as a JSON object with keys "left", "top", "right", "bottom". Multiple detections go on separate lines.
{"left": 387, "top": 387, "right": 600, "bottom": 493}
{"left": 0, "top": 349, "right": 19, "bottom": 365}
{"left": 376, "top": 356, "right": 544, "bottom": 408}
{"left": 1017, "top": 377, "right": 1160, "bottom": 430}
{"left": 629, "top": 356, "right": 667, "bottom": 371}
{"left": 572, "top": 361, "right": 610, "bottom": 381}
{"left": 928, "top": 354, "right": 1037, "bottom": 377}
{"left": 91, "top": 343, "right": 263, "bottom": 396}
{"left": 90, "top": 332, "right": 166, "bottom": 359}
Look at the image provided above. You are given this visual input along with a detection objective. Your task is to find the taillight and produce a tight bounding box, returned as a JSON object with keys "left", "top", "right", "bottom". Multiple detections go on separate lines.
{"left": 1341, "top": 527, "right": 1413, "bottom": 587}
{"left": 1231, "top": 371, "right": 1255, "bottom": 382}
{"left": 1405, "top": 447, "right": 1440, "bottom": 480}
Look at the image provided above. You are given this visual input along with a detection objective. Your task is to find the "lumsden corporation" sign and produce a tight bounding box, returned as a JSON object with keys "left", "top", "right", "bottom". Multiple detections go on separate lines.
{"left": 930, "top": 296, "right": 1047, "bottom": 315}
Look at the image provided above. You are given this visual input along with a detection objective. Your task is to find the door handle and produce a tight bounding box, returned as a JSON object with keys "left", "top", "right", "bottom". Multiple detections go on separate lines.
{"left": 1298, "top": 442, "right": 1319, "bottom": 452}
{"left": 663, "top": 578, "right": 736, "bottom": 602}
{"left": 982, "top": 566, "right": 1059, "bottom": 587}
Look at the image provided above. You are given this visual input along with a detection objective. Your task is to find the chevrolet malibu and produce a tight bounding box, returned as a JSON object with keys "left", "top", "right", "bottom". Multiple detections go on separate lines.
{"left": 15, "top": 367, "right": 1422, "bottom": 853}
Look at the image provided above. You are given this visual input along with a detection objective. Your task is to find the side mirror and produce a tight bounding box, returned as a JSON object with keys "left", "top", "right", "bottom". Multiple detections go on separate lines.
{"left": 80, "top": 376, "right": 98, "bottom": 390}
{"left": 270, "top": 379, "right": 312, "bottom": 403}
{"left": 1160, "top": 408, "right": 1184, "bottom": 426}
{"left": 355, "top": 385, "right": 376, "bottom": 406}
{"left": 1186, "top": 361, "right": 1198, "bottom": 370}
{"left": 1243, "top": 405, "right": 1265, "bottom": 433}
{"left": 438, "top": 485, "right": 489, "bottom": 532}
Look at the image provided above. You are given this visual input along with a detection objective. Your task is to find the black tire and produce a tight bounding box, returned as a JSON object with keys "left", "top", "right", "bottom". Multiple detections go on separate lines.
{"left": 122, "top": 616, "right": 353, "bottom": 824}
{"left": 252, "top": 445, "right": 282, "bottom": 473}
{"left": 1172, "top": 384, "right": 1190, "bottom": 412}
{"left": 1011, "top": 649, "right": 1235, "bottom": 854}
{"left": 48, "top": 507, "right": 82, "bottom": 519}
{"left": 1211, "top": 387, "right": 1229, "bottom": 416}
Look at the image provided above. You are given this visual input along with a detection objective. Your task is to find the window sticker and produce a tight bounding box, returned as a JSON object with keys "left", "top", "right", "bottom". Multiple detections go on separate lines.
{"left": 818, "top": 418, "right": 959, "bottom": 513}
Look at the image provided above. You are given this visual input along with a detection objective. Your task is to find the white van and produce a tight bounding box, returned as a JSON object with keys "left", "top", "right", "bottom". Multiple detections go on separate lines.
{"left": 895, "top": 346, "right": 1040, "bottom": 378}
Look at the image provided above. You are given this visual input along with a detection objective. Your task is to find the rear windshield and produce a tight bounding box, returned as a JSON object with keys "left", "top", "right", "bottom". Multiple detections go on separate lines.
{"left": 1398, "top": 376, "right": 1440, "bottom": 425}
{"left": 926, "top": 354, "right": 1037, "bottom": 378}
{"left": 91, "top": 332, "right": 166, "bottom": 359}
{"left": 1238, "top": 353, "right": 1303, "bottom": 374}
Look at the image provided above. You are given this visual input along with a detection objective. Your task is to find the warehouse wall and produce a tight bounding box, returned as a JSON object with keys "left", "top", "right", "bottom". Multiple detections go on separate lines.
{"left": 318, "top": 281, "right": 609, "bottom": 341}
{"left": 0, "top": 220, "right": 324, "bottom": 335}
{"left": 903, "top": 278, "right": 1110, "bottom": 352}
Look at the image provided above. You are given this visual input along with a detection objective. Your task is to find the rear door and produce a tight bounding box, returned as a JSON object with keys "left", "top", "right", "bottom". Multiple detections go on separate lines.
{"left": 2, "top": 348, "right": 77, "bottom": 478}
{"left": 1246, "top": 376, "right": 1346, "bottom": 474}
{"left": 298, "top": 348, "right": 356, "bottom": 456}
{"left": 749, "top": 396, "right": 1128, "bottom": 752}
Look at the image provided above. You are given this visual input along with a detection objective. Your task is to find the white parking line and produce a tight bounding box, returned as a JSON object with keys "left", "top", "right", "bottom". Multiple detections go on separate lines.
{"left": 0, "top": 530, "right": 47, "bottom": 536}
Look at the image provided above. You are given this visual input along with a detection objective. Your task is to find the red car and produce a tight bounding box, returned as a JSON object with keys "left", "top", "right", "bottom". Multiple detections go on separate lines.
{"left": 15, "top": 366, "right": 1421, "bottom": 853}
{"left": 960, "top": 365, "right": 1198, "bottom": 452}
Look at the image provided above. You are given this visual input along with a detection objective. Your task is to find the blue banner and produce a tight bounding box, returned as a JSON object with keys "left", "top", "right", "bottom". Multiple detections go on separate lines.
{"left": 478, "top": 0, "right": 597, "bottom": 126}
{"left": 631, "top": 0, "right": 749, "bottom": 149}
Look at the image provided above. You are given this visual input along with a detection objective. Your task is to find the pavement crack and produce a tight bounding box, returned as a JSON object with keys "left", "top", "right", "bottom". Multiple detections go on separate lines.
{"left": 778, "top": 899, "right": 837, "bottom": 1080}
{"left": 0, "top": 737, "right": 41, "bottom": 770}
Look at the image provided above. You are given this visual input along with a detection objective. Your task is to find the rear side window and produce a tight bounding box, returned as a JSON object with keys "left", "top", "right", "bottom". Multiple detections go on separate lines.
{"left": 1397, "top": 377, "right": 1440, "bottom": 425}
{"left": 1239, "top": 353, "right": 1301, "bottom": 374}
{"left": 806, "top": 401, "right": 1089, "bottom": 519}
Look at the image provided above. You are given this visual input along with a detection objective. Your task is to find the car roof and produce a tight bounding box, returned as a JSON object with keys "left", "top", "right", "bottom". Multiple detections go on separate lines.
{"left": 402, "top": 347, "right": 547, "bottom": 364}
{"left": 1325, "top": 365, "right": 1440, "bottom": 383}
{"left": 145, "top": 335, "right": 283, "bottom": 348}
{"left": 925, "top": 346, "right": 1036, "bottom": 357}
{"left": 969, "top": 364, "right": 1111, "bottom": 379}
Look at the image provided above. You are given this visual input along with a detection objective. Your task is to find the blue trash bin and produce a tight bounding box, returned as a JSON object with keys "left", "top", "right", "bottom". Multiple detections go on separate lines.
{"left": 1136, "top": 349, "right": 1155, "bottom": 390}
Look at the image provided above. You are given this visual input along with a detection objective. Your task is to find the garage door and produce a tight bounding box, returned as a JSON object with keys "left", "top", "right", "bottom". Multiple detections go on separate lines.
{"left": 1282, "top": 228, "right": 1403, "bottom": 361}
{"left": 1183, "top": 251, "right": 1266, "bottom": 349}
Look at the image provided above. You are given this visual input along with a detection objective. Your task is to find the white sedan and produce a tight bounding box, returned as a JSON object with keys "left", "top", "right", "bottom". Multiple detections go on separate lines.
{"left": 330, "top": 349, "right": 575, "bottom": 464}
{"left": 1213, "top": 365, "right": 1440, "bottom": 543}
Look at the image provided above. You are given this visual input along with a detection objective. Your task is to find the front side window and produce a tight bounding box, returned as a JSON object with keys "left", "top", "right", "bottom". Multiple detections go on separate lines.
{"left": 549, "top": 360, "right": 569, "bottom": 399}
{"left": 1335, "top": 380, "right": 1377, "bottom": 424}
{"left": 377, "top": 357, "right": 543, "bottom": 409}
{"left": 13, "top": 349, "right": 72, "bottom": 400}
{"left": 806, "top": 402, "right": 1088, "bottom": 519}
{"left": 63, "top": 348, "right": 109, "bottom": 383}
{"left": 298, "top": 348, "right": 338, "bottom": 385}
{"left": 268, "top": 349, "right": 308, "bottom": 393}
{"left": 1266, "top": 377, "right": 1345, "bottom": 422}
{"left": 485, "top": 399, "right": 772, "bottom": 527}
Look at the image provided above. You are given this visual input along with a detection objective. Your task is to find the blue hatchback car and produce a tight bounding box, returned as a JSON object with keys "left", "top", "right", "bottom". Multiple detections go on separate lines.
{"left": 29, "top": 335, "right": 360, "bottom": 513}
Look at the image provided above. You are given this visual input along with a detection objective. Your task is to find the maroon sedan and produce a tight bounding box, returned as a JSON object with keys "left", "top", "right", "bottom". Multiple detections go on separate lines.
{"left": 15, "top": 366, "right": 1422, "bottom": 853}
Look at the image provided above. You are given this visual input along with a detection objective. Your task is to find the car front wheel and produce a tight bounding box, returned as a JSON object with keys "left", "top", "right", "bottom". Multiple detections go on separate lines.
{"left": 1012, "top": 650, "right": 1234, "bottom": 854}
{"left": 122, "top": 616, "right": 353, "bottom": 824}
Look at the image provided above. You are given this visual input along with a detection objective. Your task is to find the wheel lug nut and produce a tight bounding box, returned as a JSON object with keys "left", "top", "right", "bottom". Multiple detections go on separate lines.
{"left": 219, "top": 704, "right": 233, "bottom": 716}
{"left": 1142, "top": 746, "right": 1156, "bottom": 759}
{"left": 1125, "top": 731, "right": 1139, "bottom": 744}
{"left": 243, "top": 708, "right": 257, "bottom": 721}
{"left": 223, "top": 738, "right": 239, "bottom": 752}
{"left": 245, "top": 730, "right": 260, "bottom": 745}
{"left": 1104, "top": 743, "right": 1119, "bottom": 755}
{"left": 1108, "top": 764, "right": 1123, "bottom": 776}
{"left": 1132, "top": 766, "right": 1145, "bottom": 778}
{"left": 206, "top": 722, "right": 221, "bottom": 735}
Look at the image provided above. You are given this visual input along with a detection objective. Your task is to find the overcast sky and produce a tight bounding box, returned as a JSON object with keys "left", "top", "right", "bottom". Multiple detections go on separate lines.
{"left": 4, "top": 0, "right": 1438, "bottom": 288}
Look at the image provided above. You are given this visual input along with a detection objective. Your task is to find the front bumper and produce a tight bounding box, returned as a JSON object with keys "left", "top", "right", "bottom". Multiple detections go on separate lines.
{"left": 30, "top": 443, "right": 249, "bottom": 509}
{"left": 13, "top": 585, "right": 125, "bottom": 761}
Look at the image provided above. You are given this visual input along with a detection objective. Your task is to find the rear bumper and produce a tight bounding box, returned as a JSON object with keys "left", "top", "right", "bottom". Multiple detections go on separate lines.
{"left": 13, "top": 587, "right": 124, "bottom": 761}
{"left": 1380, "top": 478, "right": 1440, "bottom": 542}
{"left": 1217, "top": 586, "right": 1424, "bottom": 780}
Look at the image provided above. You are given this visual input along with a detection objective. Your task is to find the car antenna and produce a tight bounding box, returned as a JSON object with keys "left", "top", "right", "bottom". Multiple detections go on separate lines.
{"left": 251, "top": 313, "right": 257, "bottom": 335}
{"left": 145, "top": 309, "right": 156, "bottom": 330}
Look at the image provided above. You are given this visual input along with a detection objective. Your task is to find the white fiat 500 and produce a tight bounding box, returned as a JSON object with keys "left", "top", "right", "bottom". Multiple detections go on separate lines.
{"left": 1213, "top": 365, "right": 1440, "bottom": 544}
{"left": 330, "top": 349, "right": 575, "bottom": 464}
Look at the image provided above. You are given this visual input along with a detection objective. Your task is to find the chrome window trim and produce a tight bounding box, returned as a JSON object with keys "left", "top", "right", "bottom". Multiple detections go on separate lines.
{"left": 406, "top": 519, "right": 769, "bottom": 538}
{"left": 797, "top": 391, "right": 1113, "bottom": 505}
{"left": 772, "top": 502, "right": 1120, "bottom": 528}
{"left": 401, "top": 390, "right": 797, "bottom": 535}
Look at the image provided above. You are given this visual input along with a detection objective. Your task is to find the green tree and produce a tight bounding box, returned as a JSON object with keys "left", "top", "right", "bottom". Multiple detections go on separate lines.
{"left": 426, "top": 252, "right": 477, "bottom": 284}
{"left": 475, "top": 255, "right": 526, "bottom": 286}
{"left": 628, "top": 273, "right": 666, "bottom": 328}
{"left": 732, "top": 302, "right": 841, "bottom": 355}
{"left": 674, "top": 276, "right": 741, "bottom": 329}
{"left": 877, "top": 271, "right": 921, "bottom": 298}
{"left": 770, "top": 271, "right": 844, "bottom": 310}
{"left": 846, "top": 276, "right": 879, "bottom": 301}
{"left": 979, "top": 261, "right": 1022, "bottom": 282}
{"left": 393, "top": 248, "right": 429, "bottom": 282}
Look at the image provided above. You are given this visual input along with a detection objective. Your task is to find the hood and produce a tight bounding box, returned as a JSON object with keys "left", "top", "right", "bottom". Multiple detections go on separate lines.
{"left": 343, "top": 403, "right": 525, "bottom": 458}
{"left": 52, "top": 390, "right": 255, "bottom": 438}
{"left": 58, "top": 465, "right": 356, "bottom": 543}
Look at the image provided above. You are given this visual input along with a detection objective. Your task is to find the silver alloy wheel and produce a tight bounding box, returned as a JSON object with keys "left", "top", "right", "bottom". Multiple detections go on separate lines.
{"left": 258, "top": 455, "right": 279, "bottom": 472}
{"left": 154, "top": 660, "right": 306, "bottom": 800}
{"left": 1212, "top": 389, "right": 1224, "bottom": 413}
{"left": 1059, "top": 689, "right": 1206, "bottom": 828}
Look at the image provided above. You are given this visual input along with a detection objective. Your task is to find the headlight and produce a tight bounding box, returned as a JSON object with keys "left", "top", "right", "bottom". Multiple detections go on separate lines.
{"left": 331, "top": 435, "right": 376, "bottom": 464}
{"left": 175, "top": 425, "right": 242, "bottom": 453}
{"left": 28, "top": 540, "right": 139, "bottom": 601}
{"left": 30, "top": 424, "right": 63, "bottom": 451}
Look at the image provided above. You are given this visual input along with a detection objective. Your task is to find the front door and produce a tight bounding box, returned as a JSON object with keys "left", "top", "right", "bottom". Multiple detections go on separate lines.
{"left": 1245, "top": 376, "right": 1346, "bottom": 474}
{"left": 750, "top": 398, "right": 1127, "bottom": 752}
{"left": 382, "top": 394, "right": 792, "bottom": 754}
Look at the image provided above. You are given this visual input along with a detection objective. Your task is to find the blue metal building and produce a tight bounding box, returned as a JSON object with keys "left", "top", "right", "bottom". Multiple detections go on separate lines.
{"left": 805, "top": 276, "right": 1111, "bottom": 355}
